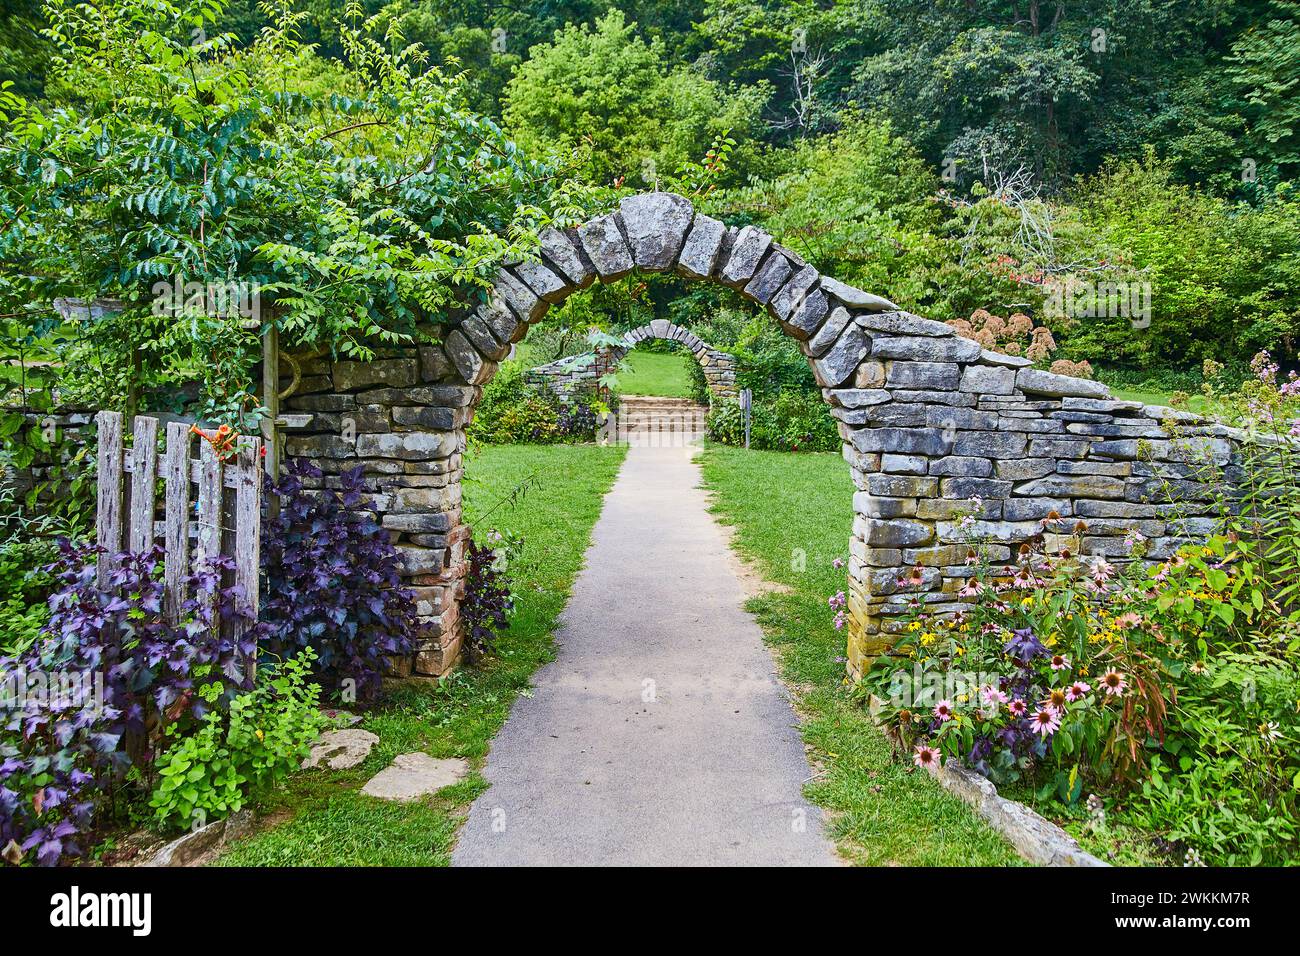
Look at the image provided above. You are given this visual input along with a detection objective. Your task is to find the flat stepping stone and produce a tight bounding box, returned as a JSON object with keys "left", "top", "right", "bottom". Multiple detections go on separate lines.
{"left": 362, "top": 753, "right": 470, "bottom": 801}
{"left": 302, "top": 729, "right": 379, "bottom": 770}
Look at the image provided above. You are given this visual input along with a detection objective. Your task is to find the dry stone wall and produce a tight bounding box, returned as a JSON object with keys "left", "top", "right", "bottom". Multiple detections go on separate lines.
{"left": 277, "top": 191, "right": 1237, "bottom": 679}
{"left": 524, "top": 320, "right": 738, "bottom": 402}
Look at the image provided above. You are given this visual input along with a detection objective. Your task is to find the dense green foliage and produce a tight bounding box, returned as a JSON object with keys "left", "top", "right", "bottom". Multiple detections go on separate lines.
{"left": 467, "top": 362, "right": 602, "bottom": 445}
{"left": 5, "top": 0, "right": 1298, "bottom": 390}
{"left": 150, "top": 651, "right": 328, "bottom": 831}
{"left": 1, "top": 0, "right": 574, "bottom": 425}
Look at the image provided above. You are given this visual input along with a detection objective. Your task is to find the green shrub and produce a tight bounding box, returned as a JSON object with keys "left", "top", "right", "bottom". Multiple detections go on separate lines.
{"left": 149, "top": 650, "right": 328, "bottom": 832}
{"left": 708, "top": 390, "right": 839, "bottom": 452}
{"left": 0, "top": 539, "right": 54, "bottom": 657}
{"left": 467, "top": 364, "right": 561, "bottom": 445}
{"left": 1134, "top": 651, "right": 1299, "bottom": 866}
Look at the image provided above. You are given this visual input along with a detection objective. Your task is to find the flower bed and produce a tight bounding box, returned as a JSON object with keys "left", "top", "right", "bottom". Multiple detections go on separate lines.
{"left": 864, "top": 520, "right": 1299, "bottom": 865}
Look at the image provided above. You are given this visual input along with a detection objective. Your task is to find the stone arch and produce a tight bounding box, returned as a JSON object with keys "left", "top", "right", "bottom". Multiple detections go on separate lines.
{"left": 282, "top": 191, "right": 1235, "bottom": 679}
{"left": 524, "top": 319, "right": 738, "bottom": 403}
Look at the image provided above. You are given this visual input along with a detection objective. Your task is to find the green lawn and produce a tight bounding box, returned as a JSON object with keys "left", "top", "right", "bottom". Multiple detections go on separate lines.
{"left": 615, "top": 349, "right": 697, "bottom": 398}
{"left": 214, "top": 443, "right": 626, "bottom": 866}
{"left": 698, "top": 443, "right": 1023, "bottom": 866}
{"left": 1108, "top": 386, "right": 1211, "bottom": 413}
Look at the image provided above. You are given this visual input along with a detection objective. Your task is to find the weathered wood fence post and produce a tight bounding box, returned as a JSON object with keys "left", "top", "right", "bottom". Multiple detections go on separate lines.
{"left": 95, "top": 411, "right": 262, "bottom": 671}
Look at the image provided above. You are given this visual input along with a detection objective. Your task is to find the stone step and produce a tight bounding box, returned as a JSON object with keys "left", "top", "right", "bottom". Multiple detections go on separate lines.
{"left": 618, "top": 396, "right": 706, "bottom": 412}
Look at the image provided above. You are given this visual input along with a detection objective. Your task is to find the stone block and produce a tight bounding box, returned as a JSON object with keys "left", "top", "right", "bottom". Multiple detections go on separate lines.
{"left": 812, "top": 322, "right": 871, "bottom": 387}
{"left": 719, "top": 226, "right": 772, "bottom": 288}
{"left": 855, "top": 310, "right": 954, "bottom": 337}
{"left": 886, "top": 361, "right": 960, "bottom": 390}
{"left": 1089, "top": 439, "right": 1139, "bottom": 459}
{"left": 994, "top": 458, "right": 1056, "bottom": 480}
{"left": 818, "top": 276, "right": 898, "bottom": 311}
{"left": 395, "top": 545, "right": 447, "bottom": 576}
{"left": 744, "top": 251, "right": 793, "bottom": 304}
{"left": 538, "top": 226, "right": 595, "bottom": 288}
{"left": 419, "top": 345, "right": 454, "bottom": 383}
{"left": 881, "top": 454, "right": 928, "bottom": 475}
{"left": 460, "top": 315, "right": 510, "bottom": 361}
{"left": 960, "top": 364, "right": 1017, "bottom": 395}
{"left": 1014, "top": 475, "right": 1127, "bottom": 499}
{"left": 890, "top": 389, "right": 975, "bottom": 407}
{"left": 929, "top": 456, "right": 993, "bottom": 478}
{"left": 1027, "top": 437, "right": 1094, "bottom": 458}
{"left": 872, "top": 335, "right": 981, "bottom": 363}
{"left": 676, "top": 214, "right": 727, "bottom": 279}
{"left": 769, "top": 264, "right": 820, "bottom": 328}
{"left": 926, "top": 407, "right": 999, "bottom": 431}
{"left": 479, "top": 300, "right": 525, "bottom": 345}
{"left": 862, "top": 518, "right": 933, "bottom": 547}
{"left": 333, "top": 359, "right": 418, "bottom": 392}
{"left": 783, "top": 287, "right": 830, "bottom": 339}
{"left": 494, "top": 266, "right": 548, "bottom": 321}
{"left": 356, "top": 431, "right": 456, "bottom": 460}
{"left": 807, "top": 305, "right": 853, "bottom": 357}
{"left": 512, "top": 259, "right": 570, "bottom": 304}
{"left": 619, "top": 192, "right": 694, "bottom": 270}
{"left": 1002, "top": 497, "right": 1072, "bottom": 522}
{"left": 941, "top": 477, "right": 1012, "bottom": 499}
{"left": 951, "top": 431, "right": 1027, "bottom": 458}
{"left": 866, "top": 474, "right": 940, "bottom": 497}
{"left": 577, "top": 212, "right": 635, "bottom": 280}
{"left": 392, "top": 406, "right": 457, "bottom": 430}
{"left": 852, "top": 427, "right": 952, "bottom": 457}
{"left": 1016, "top": 368, "right": 1110, "bottom": 399}
{"left": 443, "top": 330, "right": 494, "bottom": 386}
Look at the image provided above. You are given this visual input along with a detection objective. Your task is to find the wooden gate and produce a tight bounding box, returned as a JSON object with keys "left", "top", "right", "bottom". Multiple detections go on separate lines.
{"left": 95, "top": 411, "right": 261, "bottom": 646}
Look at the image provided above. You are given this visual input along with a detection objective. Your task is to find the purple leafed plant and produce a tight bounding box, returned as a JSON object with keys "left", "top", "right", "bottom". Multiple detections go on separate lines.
{"left": 0, "top": 542, "right": 256, "bottom": 866}
{"left": 460, "top": 534, "right": 515, "bottom": 662}
{"left": 260, "top": 460, "right": 418, "bottom": 698}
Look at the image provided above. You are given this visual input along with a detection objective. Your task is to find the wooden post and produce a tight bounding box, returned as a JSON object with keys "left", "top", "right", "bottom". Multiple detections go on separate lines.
{"left": 261, "top": 323, "right": 280, "bottom": 481}
{"left": 194, "top": 438, "right": 223, "bottom": 618}
{"left": 127, "top": 414, "right": 159, "bottom": 552}
{"left": 232, "top": 435, "right": 262, "bottom": 678}
{"left": 162, "top": 422, "right": 192, "bottom": 623}
{"left": 95, "top": 411, "right": 124, "bottom": 589}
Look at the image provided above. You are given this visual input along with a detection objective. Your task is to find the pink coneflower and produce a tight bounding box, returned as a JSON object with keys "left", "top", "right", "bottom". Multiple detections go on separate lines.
{"left": 981, "top": 685, "right": 1009, "bottom": 708}
{"left": 1066, "top": 680, "right": 1091, "bottom": 702}
{"left": 913, "top": 744, "right": 941, "bottom": 768}
{"left": 1029, "top": 707, "right": 1061, "bottom": 737}
{"left": 1042, "top": 688, "right": 1069, "bottom": 713}
{"left": 958, "top": 577, "right": 985, "bottom": 598}
{"left": 1090, "top": 557, "right": 1115, "bottom": 584}
{"left": 1050, "top": 654, "right": 1071, "bottom": 671}
{"left": 1101, "top": 670, "right": 1128, "bottom": 697}
{"left": 933, "top": 700, "right": 955, "bottom": 721}
{"left": 1114, "top": 612, "right": 1141, "bottom": 629}
{"left": 1007, "top": 698, "right": 1028, "bottom": 717}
